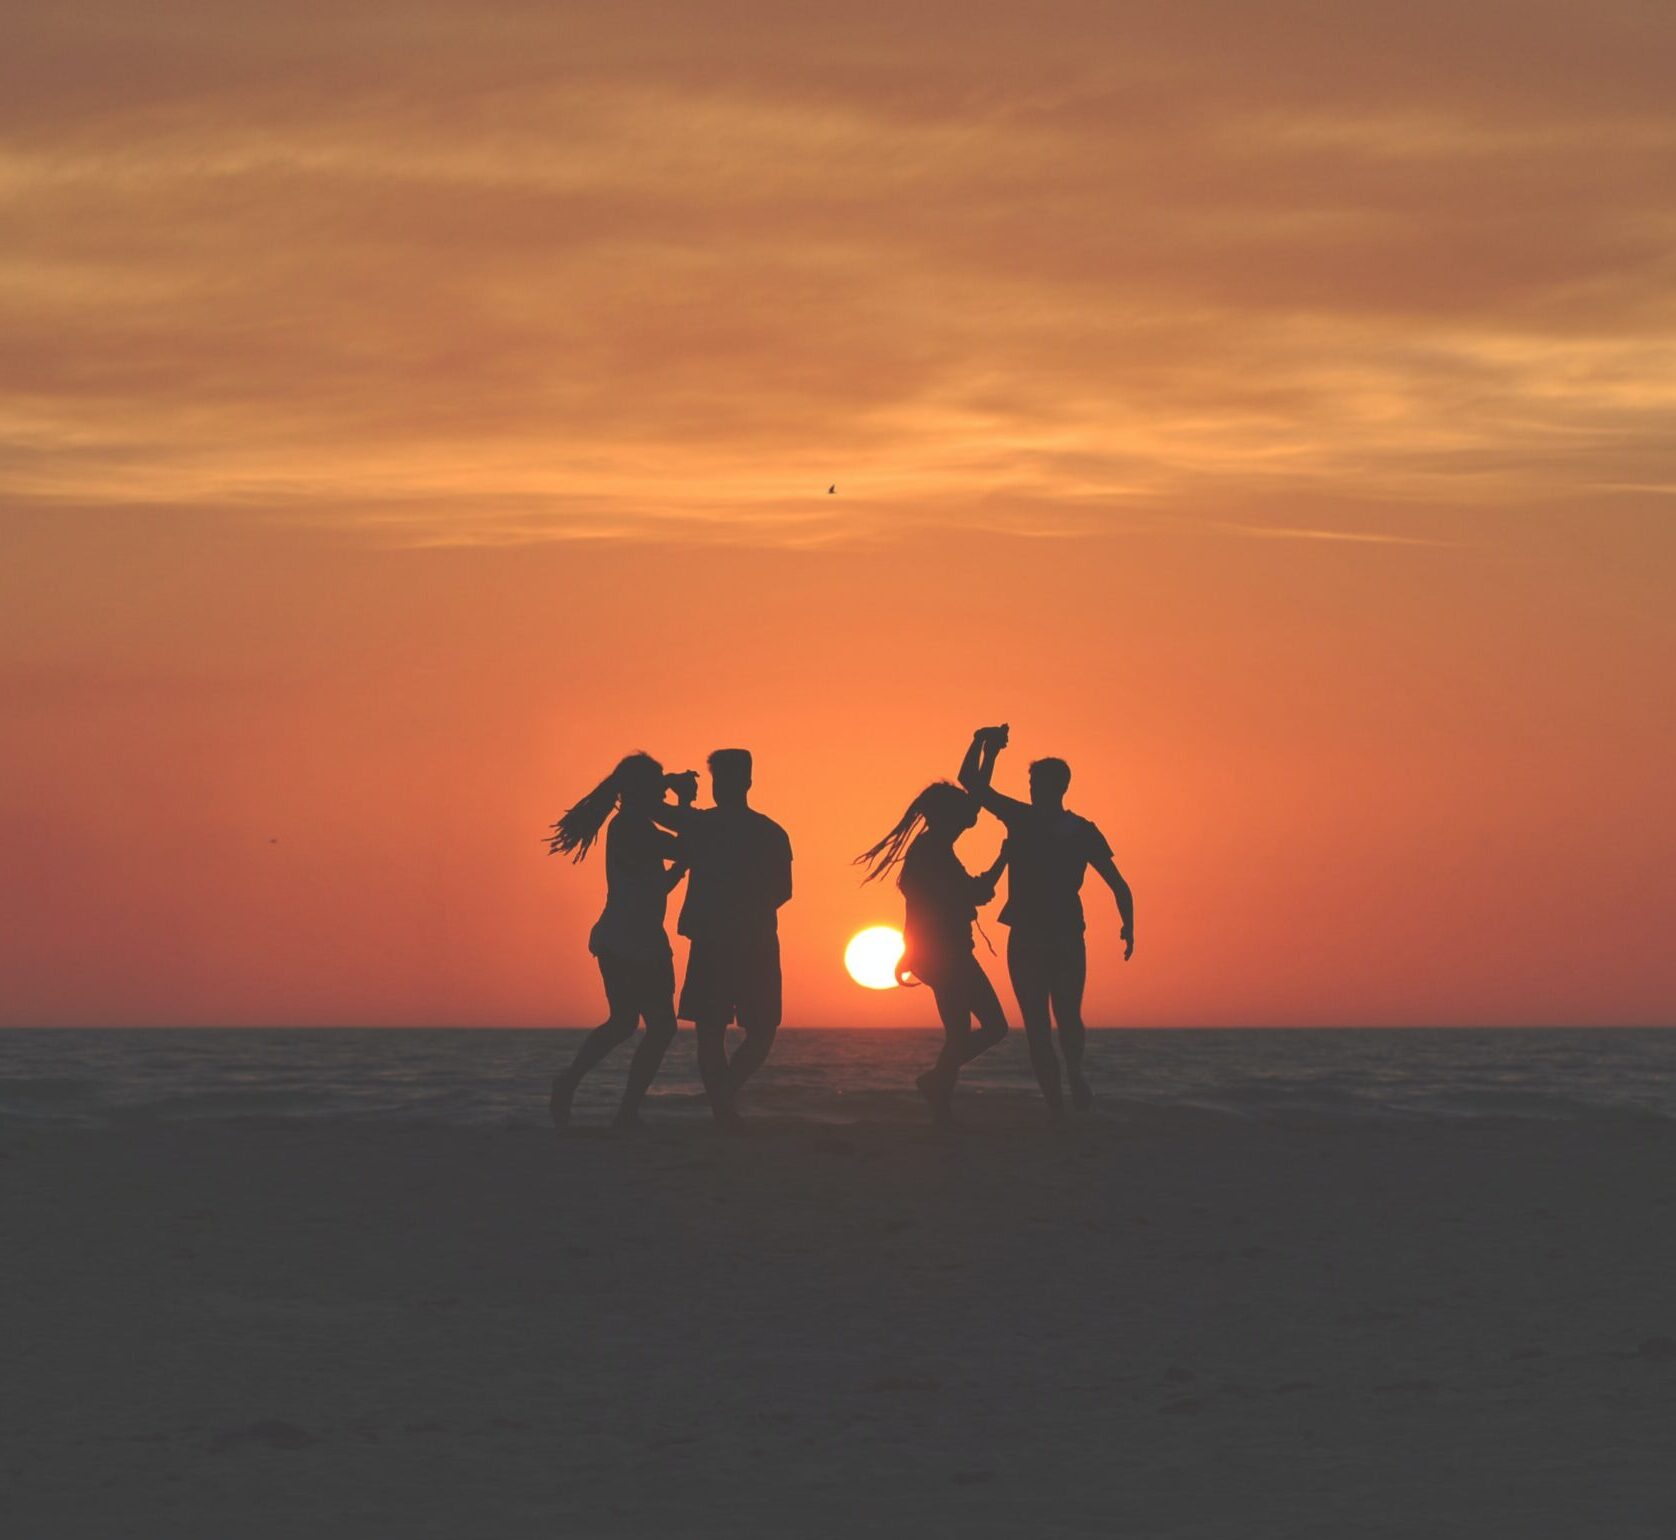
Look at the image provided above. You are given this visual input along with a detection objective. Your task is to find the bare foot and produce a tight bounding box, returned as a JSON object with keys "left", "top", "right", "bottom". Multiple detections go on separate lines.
{"left": 916, "top": 1069, "right": 953, "bottom": 1125}
{"left": 711, "top": 1105, "right": 747, "bottom": 1136}
{"left": 549, "top": 1071, "right": 578, "bottom": 1130}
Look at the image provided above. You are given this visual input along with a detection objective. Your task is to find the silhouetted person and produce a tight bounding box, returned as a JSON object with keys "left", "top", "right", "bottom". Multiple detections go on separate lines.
{"left": 655, "top": 749, "right": 792, "bottom": 1129}
{"left": 545, "top": 753, "right": 689, "bottom": 1129}
{"left": 855, "top": 781, "right": 1009, "bottom": 1123}
{"left": 960, "top": 725, "right": 1134, "bottom": 1116}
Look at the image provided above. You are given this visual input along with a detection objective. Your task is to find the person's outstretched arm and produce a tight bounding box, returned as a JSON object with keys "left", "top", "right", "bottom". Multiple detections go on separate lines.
{"left": 959, "top": 726, "right": 1029, "bottom": 822}
{"left": 1091, "top": 851, "right": 1135, "bottom": 960}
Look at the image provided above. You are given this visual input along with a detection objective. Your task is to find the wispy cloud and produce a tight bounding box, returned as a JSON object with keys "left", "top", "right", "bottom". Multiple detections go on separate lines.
{"left": 1206, "top": 521, "right": 1466, "bottom": 549}
{"left": 4, "top": 1, "right": 1675, "bottom": 546}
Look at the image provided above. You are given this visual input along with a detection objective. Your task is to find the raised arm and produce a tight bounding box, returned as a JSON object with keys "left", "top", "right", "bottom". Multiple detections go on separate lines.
{"left": 957, "top": 728, "right": 992, "bottom": 794}
{"left": 958, "top": 726, "right": 1029, "bottom": 822}
{"left": 1091, "top": 850, "right": 1135, "bottom": 960}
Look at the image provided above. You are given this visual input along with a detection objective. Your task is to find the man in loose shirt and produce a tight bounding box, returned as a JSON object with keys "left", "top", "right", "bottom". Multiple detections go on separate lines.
{"left": 656, "top": 748, "right": 793, "bottom": 1129}
{"left": 960, "top": 725, "right": 1134, "bottom": 1116}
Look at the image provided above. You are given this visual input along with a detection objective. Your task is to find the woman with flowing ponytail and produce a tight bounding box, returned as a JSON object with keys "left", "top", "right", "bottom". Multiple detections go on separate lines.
{"left": 855, "top": 778, "right": 1009, "bottom": 1122}
{"left": 546, "top": 752, "right": 692, "bottom": 1128}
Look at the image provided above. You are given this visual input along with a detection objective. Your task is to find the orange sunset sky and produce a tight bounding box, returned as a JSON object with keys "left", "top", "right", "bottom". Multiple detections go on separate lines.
{"left": 5, "top": 1, "right": 1675, "bottom": 1027}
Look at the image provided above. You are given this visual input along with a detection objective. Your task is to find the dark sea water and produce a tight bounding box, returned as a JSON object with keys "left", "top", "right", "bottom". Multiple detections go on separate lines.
{"left": 2, "top": 1028, "right": 1674, "bottom": 1129}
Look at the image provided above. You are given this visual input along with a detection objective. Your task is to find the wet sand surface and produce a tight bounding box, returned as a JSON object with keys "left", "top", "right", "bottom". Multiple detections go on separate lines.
{"left": 5, "top": 1112, "right": 1676, "bottom": 1537}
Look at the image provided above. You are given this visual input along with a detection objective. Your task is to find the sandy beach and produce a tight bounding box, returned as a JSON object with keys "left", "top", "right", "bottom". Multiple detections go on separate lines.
{"left": 5, "top": 1109, "right": 1675, "bottom": 1538}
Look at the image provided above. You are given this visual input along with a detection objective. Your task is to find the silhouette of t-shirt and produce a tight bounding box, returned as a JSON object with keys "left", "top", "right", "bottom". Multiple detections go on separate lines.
{"left": 900, "top": 837, "right": 983, "bottom": 973}
{"left": 589, "top": 814, "right": 679, "bottom": 961}
{"left": 992, "top": 808, "right": 1111, "bottom": 936}
{"left": 675, "top": 806, "right": 792, "bottom": 944}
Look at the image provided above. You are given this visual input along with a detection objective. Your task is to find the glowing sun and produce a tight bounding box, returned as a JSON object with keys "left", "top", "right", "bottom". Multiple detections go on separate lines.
{"left": 845, "top": 926, "right": 905, "bottom": 990}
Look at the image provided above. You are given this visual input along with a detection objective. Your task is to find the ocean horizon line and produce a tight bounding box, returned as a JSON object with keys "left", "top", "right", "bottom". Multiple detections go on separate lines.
{"left": 6, "top": 1022, "right": 1675, "bottom": 1033}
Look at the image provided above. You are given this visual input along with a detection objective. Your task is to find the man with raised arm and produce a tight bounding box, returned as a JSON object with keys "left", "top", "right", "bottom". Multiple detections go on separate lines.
{"left": 959, "top": 725, "right": 1133, "bottom": 1117}
{"left": 656, "top": 749, "right": 792, "bottom": 1130}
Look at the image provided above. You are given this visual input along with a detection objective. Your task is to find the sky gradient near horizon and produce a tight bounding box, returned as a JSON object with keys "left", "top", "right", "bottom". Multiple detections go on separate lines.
{"left": 5, "top": 1, "right": 1676, "bottom": 1026}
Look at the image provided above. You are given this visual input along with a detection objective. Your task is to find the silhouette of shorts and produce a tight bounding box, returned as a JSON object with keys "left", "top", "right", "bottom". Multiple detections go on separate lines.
{"left": 595, "top": 948, "right": 676, "bottom": 1022}
{"left": 1006, "top": 929, "right": 1088, "bottom": 1015}
{"left": 678, "top": 933, "right": 782, "bottom": 1029}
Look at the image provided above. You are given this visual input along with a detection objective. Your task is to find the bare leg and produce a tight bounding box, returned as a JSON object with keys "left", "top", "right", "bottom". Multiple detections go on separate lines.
{"left": 725, "top": 1019, "right": 777, "bottom": 1100}
{"left": 551, "top": 1013, "right": 637, "bottom": 1128}
{"left": 1050, "top": 939, "right": 1092, "bottom": 1111}
{"left": 919, "top": 986, "right": 970, "bottom": 1124}
{"left": 922, "top": 955, "right": 1009, "bottom": 1119}
{"left": 953, "top": 956, "right": 1009, "bottom": 1065}
{"left": 615, "top": 1012, "right": 676, "bottom": 1127}
{"left": 1008, "top": 931, "right": 1063, "bottom": 1117}
{"left": 693, "top": 1017, "right": 741, "bottom": 1129}
{"left": 722, "top": 940, "right": 781, "bottom": 1113}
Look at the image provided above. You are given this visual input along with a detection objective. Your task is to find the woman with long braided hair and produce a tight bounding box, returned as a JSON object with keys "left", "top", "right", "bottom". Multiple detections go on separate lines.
{"left": 546, "top": 752, "right": 692, "bottom": 1129}
{"left": 854, "top": 765, "right": 1009, "bottom": 1122}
